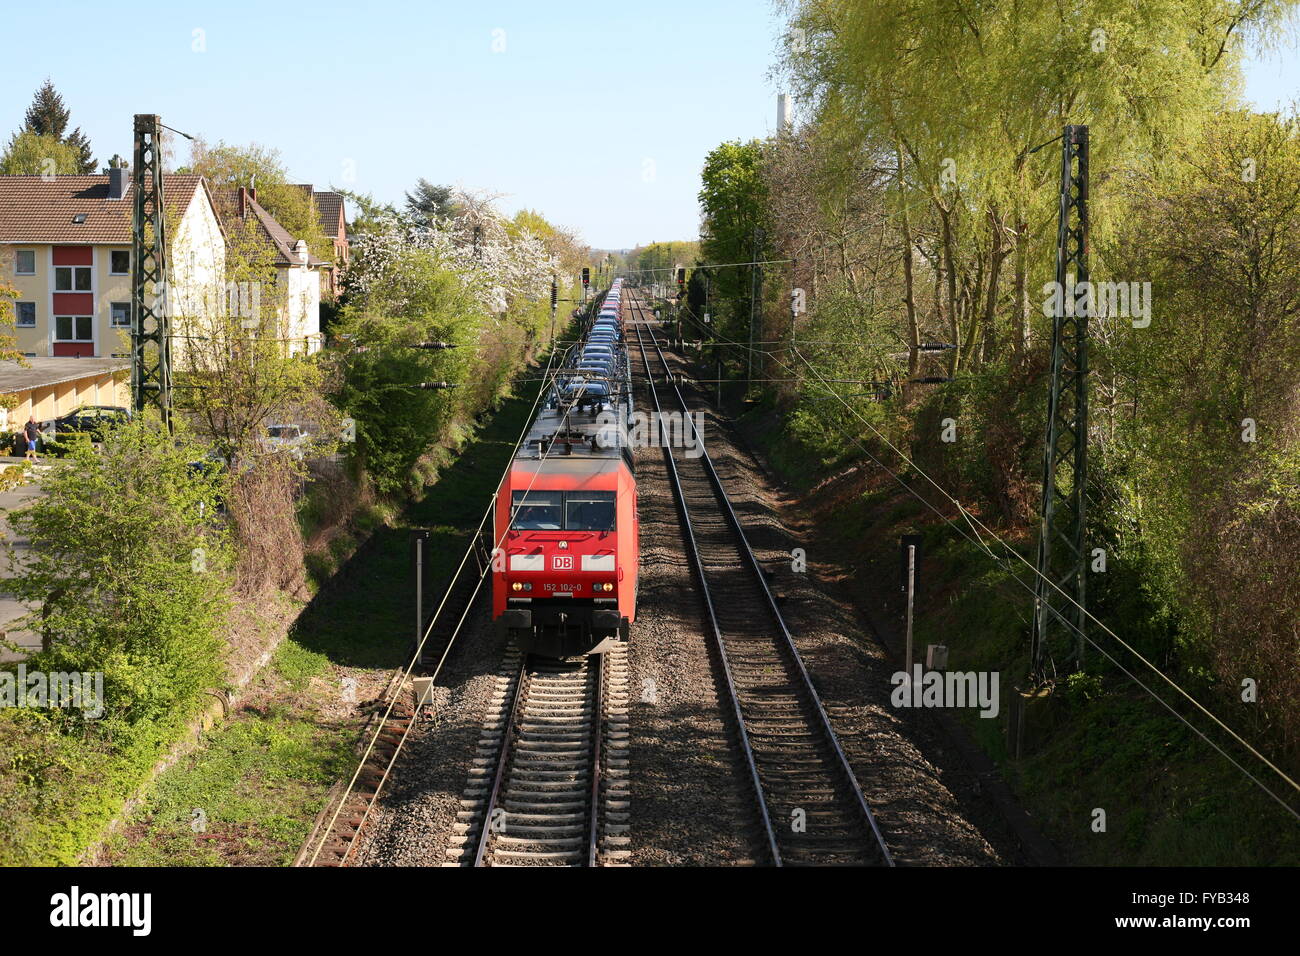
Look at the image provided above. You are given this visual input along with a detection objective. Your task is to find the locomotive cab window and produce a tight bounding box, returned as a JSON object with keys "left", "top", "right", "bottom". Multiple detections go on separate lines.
{"left": 511, "top": 491, "right": 563, "bottom": 530}
{"left": 566, "top": 491, "right": 616, "bottom": 531}
{"left": 511, "top": 490, "right": 616, "bottom": 531}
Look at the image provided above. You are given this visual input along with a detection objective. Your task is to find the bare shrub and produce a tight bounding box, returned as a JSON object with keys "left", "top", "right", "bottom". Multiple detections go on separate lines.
{"left": 228, "top": 455, "right": 307, "bottom": 596}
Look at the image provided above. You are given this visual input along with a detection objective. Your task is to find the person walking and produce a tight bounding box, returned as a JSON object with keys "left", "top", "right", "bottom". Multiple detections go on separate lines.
{"left": 23, "top": 416, "right": 40, "bottom": 462}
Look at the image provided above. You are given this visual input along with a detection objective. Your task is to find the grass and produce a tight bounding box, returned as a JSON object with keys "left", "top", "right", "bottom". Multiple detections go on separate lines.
{"left": 99, "top": 641, "right": 346, "bottom": 867}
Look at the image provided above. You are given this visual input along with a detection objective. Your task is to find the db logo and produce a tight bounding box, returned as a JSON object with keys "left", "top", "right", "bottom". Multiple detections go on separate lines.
{"left": 553, "top": 555, "right": 573, "bottom": 570}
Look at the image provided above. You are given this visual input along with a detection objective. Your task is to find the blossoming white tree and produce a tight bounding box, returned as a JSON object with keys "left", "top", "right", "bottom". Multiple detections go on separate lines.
{"left": 343, "top": 187, "right": 558, "bottom": 315}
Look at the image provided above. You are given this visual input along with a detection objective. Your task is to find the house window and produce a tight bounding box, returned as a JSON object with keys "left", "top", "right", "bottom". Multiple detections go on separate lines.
{"left": 15, "top": 250, "right": 36, "bottom": 275}
{"left": 110, "top": 250, "right": 130, "bottom": 274}
{"left": 55, "top": 266, "right": 92, "bottom": 292}
{"left": 110, "top": 302, "right": 131, "bottom": 328}
{"left": 54, "top": 316, "right": 93, "bottom": 341}
{"left": 15, "top": 302, "right": 36, "bottom": 327}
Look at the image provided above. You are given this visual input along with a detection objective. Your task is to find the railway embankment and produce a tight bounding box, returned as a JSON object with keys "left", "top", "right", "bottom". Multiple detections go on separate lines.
{"left": 733, "top": 398, "right": 1300, "bottom": 866}
{"left": 88, "top": 380, "right": 549, "bottom": 866}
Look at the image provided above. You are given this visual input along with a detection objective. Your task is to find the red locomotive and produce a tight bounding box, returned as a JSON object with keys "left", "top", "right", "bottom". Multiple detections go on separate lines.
{"left": 492, "top": 281, "right": 637, "bottom": 657}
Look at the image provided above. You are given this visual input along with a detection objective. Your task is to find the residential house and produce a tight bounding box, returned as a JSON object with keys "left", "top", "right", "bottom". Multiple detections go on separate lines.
{"left": 293, "top": 184, "right": 349, "bottom": 298}
{"left": 212, "top": 186, "right": 328, "bottom": 354}
{"left": 0, "top": 170, "right": 225, "bottom": 359}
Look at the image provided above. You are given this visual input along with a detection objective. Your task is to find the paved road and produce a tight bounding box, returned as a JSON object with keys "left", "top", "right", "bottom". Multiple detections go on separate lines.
{"left": 0, "top": 458, "right": 46, "bottom": 663}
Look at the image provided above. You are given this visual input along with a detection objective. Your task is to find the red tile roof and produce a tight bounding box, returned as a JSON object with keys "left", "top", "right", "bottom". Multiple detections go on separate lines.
{"left": 314, "top": 191, "right": 346, "bottom": 241}
{"left": 0, "top": 174, "right": 205, "bottom": 244}
{"left": 211, "top": 188, "right": 329, "bottom": 268}
{"left": 290, "top": 184, "right": 347, "bottom": 241}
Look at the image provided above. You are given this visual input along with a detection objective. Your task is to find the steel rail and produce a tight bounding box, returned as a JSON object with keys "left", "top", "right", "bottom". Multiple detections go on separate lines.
{"left": 473, "top": 657, "right": 529, "bottom": 866}
{"left": 633, "top": 292, "right": 894, "bottom": 866}
{"left": 472, "top": 653, "right": 606, "bottom": 867}
{"left": 630, "top": 303, "right": 783, "bottom": 865}
{"left": 587, "top": 651, "right": 606, "bottom": 868}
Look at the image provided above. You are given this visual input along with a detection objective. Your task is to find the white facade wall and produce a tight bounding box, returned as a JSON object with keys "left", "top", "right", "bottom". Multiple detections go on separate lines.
{"left": 279, "top": 244, "right": 321, "bottom": 354}
{"left": 170, "top": 188, "right": 227, "bottom": 368}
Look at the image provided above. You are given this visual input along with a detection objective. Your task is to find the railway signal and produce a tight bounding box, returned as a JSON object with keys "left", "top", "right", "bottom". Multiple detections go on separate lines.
{"left": 581, "top": 267, "right": 590, "bottom": 288}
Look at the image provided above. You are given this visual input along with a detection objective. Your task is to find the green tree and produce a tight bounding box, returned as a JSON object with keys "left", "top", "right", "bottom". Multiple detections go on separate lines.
{"left": 0, "top": 131, "right": 82, "bottom": 175}
{"left": 0, "top": 279, "right": 28, "bottom": 425}
{"left": 511, "top": 209, "right": 591, "bottom": 280}
{"left": 182, "top": 139, "right": 336, "bottom": 270}
{"left": 331, "top": 250, "right": 480, "bottom": 495}
{"left": 626, "top": 240, "right": 699, "bottom": 283}
{"left": 15, "top": 80, "right": 95, "bottom": 173}
{"left": 174, "top": 190, "right": 336, "bottom": 592}
{"left": 405, "top": 179, "right": 457, "bottom": 226}
{"left": 6, "top": 420, "right": 230, "bottom": 739}
{"left": 333, "top": 188, "right": 397, "bottom": 237}
{"left": 781, "top": 0, "right": 1294, "bottom": 373}
{"left": 698, "top": 140, "right": 769, "bottom": 355}
{"left": 0, "top": 281, "right": 25, "bottom": 363}
{"left": 1105, "top": 109, "right": 1300, "bottom": 754}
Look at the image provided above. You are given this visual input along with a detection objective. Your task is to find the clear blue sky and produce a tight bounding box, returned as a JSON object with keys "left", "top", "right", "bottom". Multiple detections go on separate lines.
{"left": 0, "top": 0, "right": 787, "bottom": 251}
{"left": 1, "top": 2, "right": 1296, "bottom": 251}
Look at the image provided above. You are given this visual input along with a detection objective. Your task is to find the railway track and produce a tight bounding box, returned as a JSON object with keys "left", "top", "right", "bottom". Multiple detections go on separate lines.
{"left": 448, "top": 643, "right": 629, "bottom": 866}
{"left": 301, "top": 528, "right": 494, "bottom": 867}
{"left": 302, "top": 695, "right": 415, "bottom": 866}
{"left": 628, "top": 294, "right": 893, "bottom": 867}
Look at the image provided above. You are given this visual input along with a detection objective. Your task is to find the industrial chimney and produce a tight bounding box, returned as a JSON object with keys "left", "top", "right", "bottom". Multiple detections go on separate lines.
{"left": 777, "top": 94, "right": 793, "bottom": 133}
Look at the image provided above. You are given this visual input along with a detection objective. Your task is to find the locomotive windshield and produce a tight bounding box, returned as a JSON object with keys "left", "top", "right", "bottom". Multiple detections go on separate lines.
{"left": 566, "top": 492, "right": 616, "bottom": 531}
{"left": 511, "top": 490, "right": 616, "bottom": 531}
{"left": 510, "top": 491, "right": 563, "bottom": 529}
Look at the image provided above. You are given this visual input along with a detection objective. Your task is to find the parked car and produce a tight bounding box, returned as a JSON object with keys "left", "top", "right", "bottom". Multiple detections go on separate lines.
{"left": 264, "top": 423, "right": 311, "bottom": 459}
{"left": 52, "top": 405, "right": 130, "bottom": 442}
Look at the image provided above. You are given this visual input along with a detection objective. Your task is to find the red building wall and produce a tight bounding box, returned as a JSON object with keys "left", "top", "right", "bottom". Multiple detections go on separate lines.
{"left": 51, "top": 246, "right": 96, "bottom": 357}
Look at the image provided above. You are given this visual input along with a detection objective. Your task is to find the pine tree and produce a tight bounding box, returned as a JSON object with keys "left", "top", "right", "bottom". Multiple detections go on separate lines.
{"left": 23, "top": 80, "right": 70, "bottom": 138}
{"left": 17, "top": 79, "right": 96, "bottom": 173}
{"left": 66, "top": 128, "right": 95, "bottom": 174}
{"left": 404, "top": 179, "right": 456, "bottom": 227}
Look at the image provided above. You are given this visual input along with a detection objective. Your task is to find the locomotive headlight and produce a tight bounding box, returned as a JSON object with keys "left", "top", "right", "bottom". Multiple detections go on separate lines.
{"left": 558, "top": 540, "right": 569, "bottom": 550}
{"left": 523, "top": 582, "right": 532, "bottom": 591}
{"left": 603, "top": 582, "right": 615, "bottom": 592}
{"left": 512, "top": 582, "right": 523, "bottom": 592}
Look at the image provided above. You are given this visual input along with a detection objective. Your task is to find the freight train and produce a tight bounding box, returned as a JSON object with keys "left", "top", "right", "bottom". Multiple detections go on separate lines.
{"left": 491, "top": 280, "right": 638, "bottom": 657}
